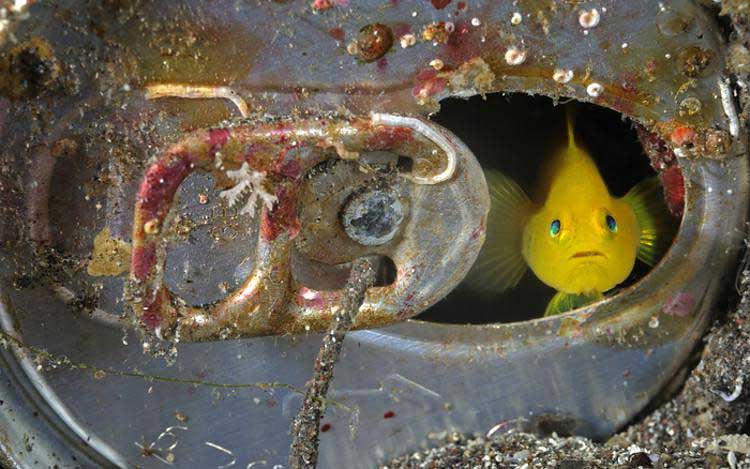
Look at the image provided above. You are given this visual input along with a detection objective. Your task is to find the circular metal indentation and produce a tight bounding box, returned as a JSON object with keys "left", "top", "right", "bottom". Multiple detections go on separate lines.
{"left": 342, "top": 186, "right": 405, "bottom": 246}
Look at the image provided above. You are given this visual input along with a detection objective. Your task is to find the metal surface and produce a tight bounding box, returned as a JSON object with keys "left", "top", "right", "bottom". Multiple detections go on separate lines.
{"left": 0, "top": 0, "right": 747, "bottom": 468}
{"left": 126, "top": 114, "right": 487, "bottom": 340}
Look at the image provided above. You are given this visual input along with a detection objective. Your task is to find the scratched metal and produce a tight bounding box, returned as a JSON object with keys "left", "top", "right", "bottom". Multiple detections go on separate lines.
{"left": 0, "top": 1, "right": 747, "bottom": 468}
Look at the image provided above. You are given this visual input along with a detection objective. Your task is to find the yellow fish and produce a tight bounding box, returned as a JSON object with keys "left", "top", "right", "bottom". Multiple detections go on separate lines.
{"left": 471, "top": 110, "right": 676, "bottom": 316}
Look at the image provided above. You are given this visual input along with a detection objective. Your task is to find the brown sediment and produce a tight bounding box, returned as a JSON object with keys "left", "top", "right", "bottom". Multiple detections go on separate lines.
{"left": 87, "top": 227, "right": 132, "bottom": 277}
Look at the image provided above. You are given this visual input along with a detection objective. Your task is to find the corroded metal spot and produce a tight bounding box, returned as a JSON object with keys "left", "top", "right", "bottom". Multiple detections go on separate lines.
{"left": 0, "top": 37, "right": 61, "bottom": 99}
{"left": 342, "top": 186, "right": 405, "bottom": 246}
{"left": 353, "top": 23, "right": 394, "bottom": 63}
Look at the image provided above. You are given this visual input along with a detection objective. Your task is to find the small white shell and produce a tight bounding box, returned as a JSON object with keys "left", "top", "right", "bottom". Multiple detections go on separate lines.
{"left": 579, "top": 8, "right": 601, "bottom": 28}
{"left": 504, "top": 47, "right": 527, "bottom": 66}
{"left": 553, "top": 68, "right": 574, "bottom": 84}
{"left": 586, "top": 82, "right": 604, "bottom": 97}
{"left": 399, "top": 33, "right": 416, "bottom": 48}
{"left": 511, "top": 12, "right": 522, "bottom": 26}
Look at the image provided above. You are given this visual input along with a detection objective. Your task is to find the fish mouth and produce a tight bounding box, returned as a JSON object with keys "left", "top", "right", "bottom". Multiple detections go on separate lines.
{"left": 570, "top": 250, "right": 606, "bottom": 259}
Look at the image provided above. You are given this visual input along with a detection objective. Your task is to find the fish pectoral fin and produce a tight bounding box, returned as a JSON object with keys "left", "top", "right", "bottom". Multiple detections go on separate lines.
{"left": 623, "top": 176, "right": 678, "bottom": 266}
{"left": 464, "top": 169, "right": 531, "bottom": 295}
{"left": 544, "top": 291, "right": 603, "bottom": 317}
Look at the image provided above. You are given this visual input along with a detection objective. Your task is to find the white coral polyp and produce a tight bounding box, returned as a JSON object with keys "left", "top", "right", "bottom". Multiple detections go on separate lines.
{"left": 219, "top": 162, "right": 277, "bottom": 217}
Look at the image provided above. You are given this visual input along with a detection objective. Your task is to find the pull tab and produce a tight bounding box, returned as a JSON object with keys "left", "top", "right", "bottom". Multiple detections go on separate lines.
{"left": 128, "top": 114, "right": 488, "bottom": 341}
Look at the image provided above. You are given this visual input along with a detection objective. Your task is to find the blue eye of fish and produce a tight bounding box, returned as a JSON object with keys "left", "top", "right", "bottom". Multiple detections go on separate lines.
{"left": 549, "top": 219, "right": 561, "bottom": 237}
{"left": 606, "top": 214, "right": 618, "bottom": 233}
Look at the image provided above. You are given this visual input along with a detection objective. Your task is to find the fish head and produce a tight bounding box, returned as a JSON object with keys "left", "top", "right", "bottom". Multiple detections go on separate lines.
{"left": 523, "top": 196, "right": 639, "bottom": 295}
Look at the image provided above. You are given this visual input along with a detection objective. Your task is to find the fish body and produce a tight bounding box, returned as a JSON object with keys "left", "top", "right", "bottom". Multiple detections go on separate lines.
{"left": 472, "top": 111, "right": 675, "bottom": 316}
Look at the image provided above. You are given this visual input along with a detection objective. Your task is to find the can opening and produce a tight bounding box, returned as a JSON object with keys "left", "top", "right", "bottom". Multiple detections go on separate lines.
{"left": 419, "top": 93, "right": 681, "bottom": 324}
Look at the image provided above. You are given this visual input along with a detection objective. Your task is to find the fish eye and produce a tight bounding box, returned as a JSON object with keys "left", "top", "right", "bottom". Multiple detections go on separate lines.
{"left": 549, "top": 219, "right": 561, "bottom": 237}
{"left": 606, "top": 214, "right": 618, "bottom": 233}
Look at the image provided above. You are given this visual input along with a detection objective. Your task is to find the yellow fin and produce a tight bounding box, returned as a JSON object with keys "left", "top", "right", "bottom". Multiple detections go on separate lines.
{"left": 465, "top": 169, "right": 531, "bottom": 294}
{"left": 544, "top": 291, "right": 603, "bottom": 317}
{"left": 622, "top": 176, "right": 677, "bottom": 266}
{"left": 565, "top": 105, "right": 577, "bottom": 149}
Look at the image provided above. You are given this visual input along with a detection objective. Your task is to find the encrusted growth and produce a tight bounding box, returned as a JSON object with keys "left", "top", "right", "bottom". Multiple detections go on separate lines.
{"left": 219, "top": 162, "right": 277, "bottom": 218}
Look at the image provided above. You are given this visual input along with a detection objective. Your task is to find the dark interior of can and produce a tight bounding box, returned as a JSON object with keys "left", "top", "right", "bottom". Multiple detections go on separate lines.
{"left": 419, "top": 93, "right": 672, "bottom": 324}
